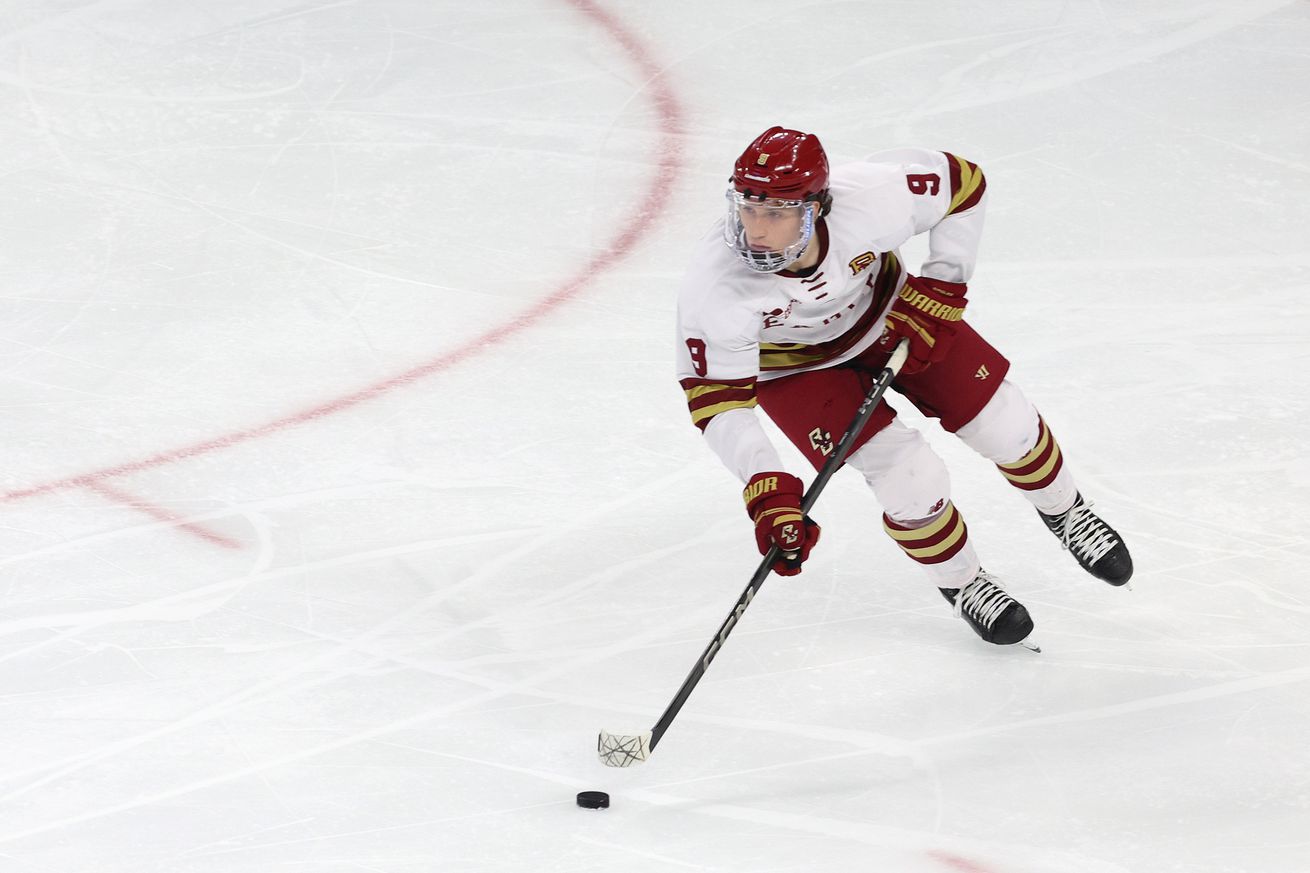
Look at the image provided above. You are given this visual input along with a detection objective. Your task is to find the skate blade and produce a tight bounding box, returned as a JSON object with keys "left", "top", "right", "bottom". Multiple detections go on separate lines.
{"left": 1020, "top": 639, "right": 1042, "bottom": 653}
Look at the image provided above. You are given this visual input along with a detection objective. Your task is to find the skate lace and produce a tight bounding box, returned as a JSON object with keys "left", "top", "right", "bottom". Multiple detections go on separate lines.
{"left": 1059, "top": 499, "right": 1116, "bottom": 565}
{"left": 953, "top": 572, "right": 1013, "bottom": 629}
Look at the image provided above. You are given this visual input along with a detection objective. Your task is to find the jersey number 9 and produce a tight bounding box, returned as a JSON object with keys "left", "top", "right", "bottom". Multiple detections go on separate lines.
{"left": 906, "top": 173, "right": 941, "bottom": 196}
{"left": 686, "top": 338, "right": 708, "bottom": 376}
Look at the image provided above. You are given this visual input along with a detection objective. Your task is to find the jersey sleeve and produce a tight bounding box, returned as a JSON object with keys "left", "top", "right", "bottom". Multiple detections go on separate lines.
{"left": 675, "top": 288, "right": 764, "bottom": 432}
{"left": 675, "top": 277, "right": 786, "bottom": 482}
{"left": 865, "top": 148, "right": 988, "bottom": 284}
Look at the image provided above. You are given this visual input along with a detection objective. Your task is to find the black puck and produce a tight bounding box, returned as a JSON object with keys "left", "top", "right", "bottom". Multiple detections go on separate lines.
{"left": 576, "top": 790, "right": 610, "bottom": 809}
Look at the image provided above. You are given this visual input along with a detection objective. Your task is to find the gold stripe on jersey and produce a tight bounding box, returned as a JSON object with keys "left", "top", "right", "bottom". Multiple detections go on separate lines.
{"left": 689, "top": 398, "right": 758, "bottom": 427}
{"left": 944, "top": 152, "right": 986, "bottom": 215}
{"left": 759, "top": 252, "right": 902, "bottom": 373}
{"left": 680, "top": 377, "right": 757, "bottom": 431}
{"left": 757, "top": 343, "right": 835, "bottom": 370}
{"left": 684, "top": 382, "right": 732, "bottom": 401}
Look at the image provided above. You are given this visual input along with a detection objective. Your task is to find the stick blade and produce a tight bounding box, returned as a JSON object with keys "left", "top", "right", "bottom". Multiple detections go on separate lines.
{"left": 597, "top": 729, "right": 652, "bottom": 767}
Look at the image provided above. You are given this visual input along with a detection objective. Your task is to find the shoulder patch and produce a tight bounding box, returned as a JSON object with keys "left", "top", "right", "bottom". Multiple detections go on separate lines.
{"left": 849, "top": 251, "right": 877, "bottom": 276}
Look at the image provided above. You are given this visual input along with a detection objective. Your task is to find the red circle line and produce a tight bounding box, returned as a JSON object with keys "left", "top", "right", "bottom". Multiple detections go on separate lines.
{"left": 4, "top": 0, "right": 685, "bottom": 505}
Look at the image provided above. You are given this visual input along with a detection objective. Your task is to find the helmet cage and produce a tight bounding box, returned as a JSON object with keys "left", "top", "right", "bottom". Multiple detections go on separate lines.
{"left": 723, "top": 189, "right": 817, "bottom": 273}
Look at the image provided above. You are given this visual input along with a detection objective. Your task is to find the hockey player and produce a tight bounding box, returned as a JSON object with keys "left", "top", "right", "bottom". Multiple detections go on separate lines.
{"left": 675, "top": 126, "right": 1133, "bottom": 647}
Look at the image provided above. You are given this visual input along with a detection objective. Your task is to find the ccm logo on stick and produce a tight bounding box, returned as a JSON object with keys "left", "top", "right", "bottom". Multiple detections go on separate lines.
{"left": 701, "top": 586, "right": 757, "bottom": 671}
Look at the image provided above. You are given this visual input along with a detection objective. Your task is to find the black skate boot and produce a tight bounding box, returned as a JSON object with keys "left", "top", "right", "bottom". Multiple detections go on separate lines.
{"left": 1039, "top": 493, "right": 1133, "bottom": 586}
{"left": 939, "top": 570, "right": 1035, "bottom": 646}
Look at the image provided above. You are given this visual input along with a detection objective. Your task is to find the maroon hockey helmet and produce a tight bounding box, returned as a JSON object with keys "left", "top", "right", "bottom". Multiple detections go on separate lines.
{"left": 731, "top": 126, "right": 830, "bottom": 207}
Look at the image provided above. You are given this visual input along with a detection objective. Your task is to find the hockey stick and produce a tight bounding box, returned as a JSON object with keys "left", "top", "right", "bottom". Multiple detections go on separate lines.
{"left": 598, "top": 338, "right": 911, "bottom": 767}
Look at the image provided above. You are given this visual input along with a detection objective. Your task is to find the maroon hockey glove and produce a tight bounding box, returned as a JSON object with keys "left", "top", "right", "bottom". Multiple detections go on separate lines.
{"left": 743, "top": 472, "right": 821, "bottom": 576}
{"left": 879, "top": 276, "right": 968, "bottom": 375}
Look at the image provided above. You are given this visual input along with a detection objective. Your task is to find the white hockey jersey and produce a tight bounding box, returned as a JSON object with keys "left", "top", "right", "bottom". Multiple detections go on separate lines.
{"left": 675, "top": 148, "right": 987, "bottom": 479}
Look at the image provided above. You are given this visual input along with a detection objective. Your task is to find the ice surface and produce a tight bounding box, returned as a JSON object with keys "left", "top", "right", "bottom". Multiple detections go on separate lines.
{"left": 2, "top": 1, "right": 1309, "bottom": 871}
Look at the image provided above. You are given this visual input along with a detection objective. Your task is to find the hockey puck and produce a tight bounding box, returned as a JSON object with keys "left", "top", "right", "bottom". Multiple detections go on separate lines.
{"left": 576, "top": 790, "right": 610, "bottom": 809}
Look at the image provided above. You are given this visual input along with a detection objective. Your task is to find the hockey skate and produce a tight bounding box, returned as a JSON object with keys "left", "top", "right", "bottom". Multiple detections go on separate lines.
{"left": 939, "top": 570, "right": 1035, "bottom": 647}
{"left": 1039, "top": 493, "right": 1133, "bottom": 586}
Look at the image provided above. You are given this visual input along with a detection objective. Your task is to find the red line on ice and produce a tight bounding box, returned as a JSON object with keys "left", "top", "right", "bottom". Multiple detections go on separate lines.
{"left": 928, "top": 850, "right": 1000, "bottom": 873}
{"left": 84, "top": 481, "right": 243, "bottom": 550}
{"left": 2, "top": 0, "right": 684, "bottom": 517}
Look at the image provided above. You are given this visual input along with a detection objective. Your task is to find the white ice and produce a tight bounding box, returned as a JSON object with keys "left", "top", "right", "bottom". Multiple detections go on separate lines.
{"left": 2, "top": 1, "right": 1309, "bottom": 871}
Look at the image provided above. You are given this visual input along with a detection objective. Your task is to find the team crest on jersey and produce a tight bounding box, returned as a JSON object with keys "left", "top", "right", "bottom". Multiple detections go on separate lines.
{"left": 849, "top": 252, "right": 877, "bottom": 276}
{"left": 762, "top": 301, "right": 796, "bottom": 330}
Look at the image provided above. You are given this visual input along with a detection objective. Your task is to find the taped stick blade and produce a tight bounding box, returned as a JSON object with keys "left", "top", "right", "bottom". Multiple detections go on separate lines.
{"left": 597, "top": 729, "right": 652, "bottom": 767}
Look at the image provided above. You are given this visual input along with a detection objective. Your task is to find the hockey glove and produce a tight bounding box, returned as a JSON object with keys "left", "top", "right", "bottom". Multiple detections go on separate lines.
{"left": 879, "top": 276, "right": 968, "bottom": 375}
{"left": 743, "top": 471, "right": 821, "bottom": 576}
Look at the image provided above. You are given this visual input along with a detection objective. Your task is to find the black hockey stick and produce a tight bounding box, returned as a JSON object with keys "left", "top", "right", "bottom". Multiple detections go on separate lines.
{"left": 598, "top": 338, "right": 911, "bottom": 767}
